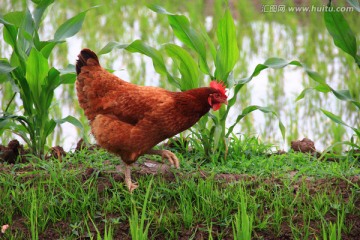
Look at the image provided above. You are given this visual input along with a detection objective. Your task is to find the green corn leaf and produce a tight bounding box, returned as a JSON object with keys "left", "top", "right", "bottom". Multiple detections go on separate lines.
{"left": 165, "top": 43, "right": 199, "bottom": 90}
{"left": 324, "top": 9, "right": 358, "bottom": 67}
{"left": 149, "top": 5, "right": 211, "bottom": 76}
{"left": 46, "top": 67, "right": 61, "bottom": 90}
{"left": 321, "top": 109, "right": 349, "bottom": 126}
{"left": 58, "top": 65, "right": 77, "bottom": 84}
{"left": 201, "top": 27, "right": 216, "bottom": 62}
{"left": 22, "top": 8, "right": 35, "bottom": 38}
{"left": 320, "top": 108, "right": 360, "bottom": 137}
{"left": 215, "top": 9, "right": 239, "bottom": 82}
{"left": 0, "top": 114, "right": 33, "bottom": 137}
{"left": 55, "top": 115, "right": 84, "bottom": 137}
{"left": 213, "top": 124, "right": 223, "bottom": 151}
{"left": 346, "top": 0, "right": 360, "bottom": 12}
{"left": 147, "top": 4, "right": 172, "bottom": 14}
{"left": 99, "top": 40, "right": 178, "bottom": 87}
{"left": 0, "top": 15, "right": 18, "bottom": 49}
{"left": 125, "top": 40, "right": 166, "bottom": 74}
{"left": 33, "top": 0, "right": 55, "bottom": 29}
{"left": 60, "top": 73, "right": 76, "bottom": 84}
{"left": 0, "top": 59, "right": 16, "bottom": 85}
{"left": 59, "top": 64, "right": 76, "bottom": 74}
{"left": 41, "top": 67, "right": 59, "bottom": 111}
{"left": 0, "top": 74, "right": 9, "bottom": 84}
{"left": 0, "top": 118, "right": 32, "bottom": 147}
{"left": 263, "top": 58, "right": 291, "bottom": 68}
{"left": 237, "top": 64, "right": 268, "bottom": 85}
{"left": 223, "top": 83, "right": 244, "bottom": 120}
{"left": 17, "top": 8, "right": 35, "bottom": 54}
{"left": 54, "top": 11, "right": 86, "bottom": 41}
{"left": 12, "top": 68, "right": 33, "bottom": 115}
{"left": 238, "top": 58, "right": 360, "bottom": 110}
{"left": 44, "top": 119, "right": 56, "bottom": 139}
{"left": 125, "top": 40, "right": 176, "bottom": 84}
{"left": 296, "top": 85, "right": 331, "bottom": 102}
{"left": 314, "top": 84, "right": 331, "bottom": 93}
{"left": 168, "top": 15, "right": 210, "bottom": 75}
{"left": 331, "top": 89, "right": 353, "bottom": 101}
{"left": 2, "top": 11, "right": 24, "bottom": 27}
{"left": 26, "top": 48, "right": 49, "bottom": 101}
{"left": 295, "top": 88, "right": 310, "bottom": 102}
{"left": 38, "top": 40, "right": 64, "bottom": 58}
{"left": 54, "top": 7, "right": 97, "bottom": 41}
{"left": 226, "top": 105, "right": 285, "bottom": 139}
{"left": 0, "top": 59, "right": 16, "bottom": 74}
{"left": 305, "top": 69, "right": 327, "bottom": 85}
{"left": 98, "top": 41, "right": 129, "bottom": 55}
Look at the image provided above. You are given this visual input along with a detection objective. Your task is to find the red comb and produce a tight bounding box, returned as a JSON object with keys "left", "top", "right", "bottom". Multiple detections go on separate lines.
{"left": 210, "top": 81, "right": 227, "bottom": 96}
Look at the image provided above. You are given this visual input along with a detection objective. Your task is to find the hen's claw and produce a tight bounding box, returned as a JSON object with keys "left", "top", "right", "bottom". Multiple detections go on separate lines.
{"left": 124, "top": 163, "right": 138, "bottom": 193}
{"left": 146, "top": 149, "right": 180, "bottom": 169}
{"left": 127, "top": 182, "right": 139, "bottom": 193}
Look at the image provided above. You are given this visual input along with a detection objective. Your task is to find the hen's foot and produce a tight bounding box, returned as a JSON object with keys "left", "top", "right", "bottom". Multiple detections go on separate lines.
{"left": 124, "top": 163, "right": 138, "bottom": 193}
{"left": 126, "top": 181, "right": 139, "bottom": 193}
{"left": 146, "top": 149, "right": 180, "bottom": 169}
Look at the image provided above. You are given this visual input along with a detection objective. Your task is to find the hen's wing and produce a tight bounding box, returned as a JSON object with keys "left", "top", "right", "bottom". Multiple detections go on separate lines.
{"left": 77, "top": 63, "right": 174, "bottom": 125}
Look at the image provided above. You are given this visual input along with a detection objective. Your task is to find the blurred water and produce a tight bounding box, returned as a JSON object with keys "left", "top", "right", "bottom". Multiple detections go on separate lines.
{"left": 1, "top": 1, "right": 359, "bottom": 152}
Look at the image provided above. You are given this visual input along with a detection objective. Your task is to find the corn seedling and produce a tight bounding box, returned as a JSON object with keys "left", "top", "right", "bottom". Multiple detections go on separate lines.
{"left": 0, "top": 0, "right": 86, "bottom": 157}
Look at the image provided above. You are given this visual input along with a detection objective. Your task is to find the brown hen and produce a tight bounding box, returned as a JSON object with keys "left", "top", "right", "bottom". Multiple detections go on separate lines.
{"left": 75, "top": 48, "right": 227, "bottom": 192}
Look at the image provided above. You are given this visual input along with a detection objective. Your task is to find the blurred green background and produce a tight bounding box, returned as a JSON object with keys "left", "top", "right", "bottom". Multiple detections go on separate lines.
{"left": 1, "top": 0, "right": 359, "bottom": 151}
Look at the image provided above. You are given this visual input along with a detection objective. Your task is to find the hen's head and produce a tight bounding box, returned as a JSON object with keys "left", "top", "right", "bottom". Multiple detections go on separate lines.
{"left": 208, "top": 81, "right": 228, "bottom": 111}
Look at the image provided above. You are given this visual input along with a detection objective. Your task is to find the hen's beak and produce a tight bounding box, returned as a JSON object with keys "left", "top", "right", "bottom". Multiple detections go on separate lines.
{"left": 221, "top": 97, "right": 228, "bottom": 105}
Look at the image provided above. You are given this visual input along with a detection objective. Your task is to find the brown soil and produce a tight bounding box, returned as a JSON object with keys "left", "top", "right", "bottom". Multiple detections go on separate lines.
{"left": 1, "top": 138, "right": 356, "bottom": 165}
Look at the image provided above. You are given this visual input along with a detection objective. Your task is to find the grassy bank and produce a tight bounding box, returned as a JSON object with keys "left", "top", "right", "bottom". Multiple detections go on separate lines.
{"left": 1, "top": 137, "right": 359, "bottom": 239}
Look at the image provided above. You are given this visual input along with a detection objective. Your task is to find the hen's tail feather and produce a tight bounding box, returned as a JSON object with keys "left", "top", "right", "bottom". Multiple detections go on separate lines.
{"left": 76, "top": 48, "right": 100, "bottom": 75}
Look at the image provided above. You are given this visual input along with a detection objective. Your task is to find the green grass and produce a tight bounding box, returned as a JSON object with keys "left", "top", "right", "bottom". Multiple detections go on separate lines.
{"left": 0, "top": 137, "right": 359, "bottom": 239}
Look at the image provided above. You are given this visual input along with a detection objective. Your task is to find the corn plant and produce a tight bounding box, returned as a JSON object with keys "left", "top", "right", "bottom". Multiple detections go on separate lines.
{"left": 296, "top": 1, "right": 360, "bottom": 150}
{"left": 0, "top": 0, "right": 87, "bottom": 157}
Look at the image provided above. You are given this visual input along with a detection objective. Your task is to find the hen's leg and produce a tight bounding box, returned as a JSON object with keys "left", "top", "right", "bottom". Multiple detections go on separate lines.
{"left": 124, "top": 163, "right": 138, "bottom": 193}
{"left": 145, "top": 149, "right": 180, "bottom": 169}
